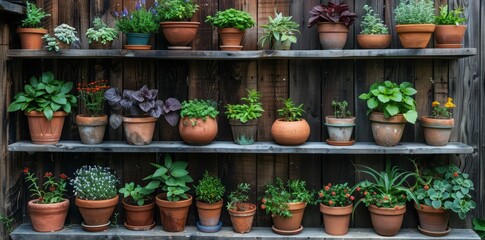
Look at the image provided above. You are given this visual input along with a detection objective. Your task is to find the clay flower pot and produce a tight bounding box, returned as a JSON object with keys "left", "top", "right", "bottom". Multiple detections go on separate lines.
{"left": 17, "top": 28, "right": 48, "bottom": 49}
{"left": 75, "top": 195, "right": 119, "bottom": 232}
{"left": 218, "top": 28, "right": 245, "bottom": 51}
{"left": 228, "top": 203, "right": 256, "bottom": 233}
{"left": 319, "top": 203, "right": 352, "bottom": 236}
{"left": 76, "top": 114, "right": 108, "bottom": 144}
{"left": 122, "top": 116, "right": 156, "bottom": 145}
{"left": 317, "top": 22, "right": 349, "bottom": 50}
{"left": 155, "top": 193, "right": 192, "bottom": 232}
{"left": 196, "top": 200, "right": 223, "bottom": 230}
{"left": 122, "top": 197, "right": 155, "bottom": 231}
{"left": 368, "top": 204, "right": 406, "bottom": 236}
{"left": 369, "top": 112, "right": 407, "bottom": 147}
{"left": 229, "top": 119, "right": 258, "bottom": 145}
{"left": 26, "top": 111, "right": 67, "bottom": 145}
{"left": 415, "top": 203, "right": 450, "bottom": 236}
{"left": 357, "top": 34, "right": 391, "bottom": 49}
{"left": 395, "top": 24, "right": 436, "bottom": 49}
{"left": 272, "top": 201, "right": 306, "bottom": 235}
{"left": 160, "top": 22, "right": 200, "bottom": 50}
{"left": 179, "top": 117, "right": 218, "bottom": 145}
{"left": 271, "top": 118, "right": 310, "bottom": 146}
{"left": 421, "top": 116, "right": 454, "bottom": 146}
{"left": 28, "top": 198, "right": 69, "bottom": 232}
{"left": 325, "top": 116, "right": 355, "bottom": 145}
{"left": 434, "top": 25, "right": 467, "bottom": 48}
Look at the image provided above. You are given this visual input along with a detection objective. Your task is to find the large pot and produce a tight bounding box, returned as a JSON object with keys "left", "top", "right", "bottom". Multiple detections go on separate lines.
{"left": 76, "top": 114, "right": 108, "bottom": 144}
{"left": 317, "top": 22, "right": 349, "bottom": 50}
{"left": 160, "top": 22, "right": 200, "bottom": 49}
{"left": 28, "top": 198, "right": 69, "bottom": 232}
{"left": 415, "top": 203, "right": 450, "bottom": 235}
{"left": 122, "top": 197, "right": 155, "bottom": 231}
{"left": 325, "top": 116, "right": 355, "bottom": 143}
{"left": 75, "top": 195, "right": 119, "bottom": 232}
{"left": 368, "top": 204, "right": 406, "bottom": 236}
{"left": 421, "top": 116, "right": 454, "bottom": 146}
{"left": 122, "top": 116, "right": 156, "bottom": 145}
{"left": 218, "top": 28, "right": 245, "bottom": 49}
{"left": 271, "top": 118, "right": 310, "bottom": 145}
{"left": 196, "top": 200, "right": 223, "bottom": 226}
{"left": 272, "top": 201, "right": 306, "bottom": 234}
{"left": 179, "top": 117, "right": 218, "bottom": 145}
{"left": 369, "top": 112, "right": 407, "bottom": 147}
{"left": 434, "top": 25, "right": 467, "bottom": 48}
{"left": 228, "top": 203, "right": 256, "bottom": 233}
{"left": 26, "top": 111, "right": 67, "bottom": 145}
{"left": 319, "top": 203, "right": 352, "bottom": 236}
{"left": 17, "top": 28, "right": 48, "bottom": 49}
{"left": 229, "top": 119, "right": 258, "bottom": 145}
{"left": 155, "top": 193, "right": 192, "bottom": 232}
{"left": 395, "top": 24, "right": 436, "bottom": 49}
{"left": 357, "top": 34, "right": 391, "bottom": 49}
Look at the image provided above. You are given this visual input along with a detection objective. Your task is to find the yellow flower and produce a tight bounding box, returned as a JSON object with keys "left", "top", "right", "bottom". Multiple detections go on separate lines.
{"left": 447, "top": 97, "right": 453, "bottom": 102}
{"left": 445, "top": 97, "right": 456, "bottom": 108}
{"left": 432, "top": 101, "right": 440, "bottom": 107}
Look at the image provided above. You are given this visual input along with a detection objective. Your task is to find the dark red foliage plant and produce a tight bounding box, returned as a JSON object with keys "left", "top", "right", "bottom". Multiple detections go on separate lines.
{"left": 308, "top": 0, "right": 357, "bottom": 27}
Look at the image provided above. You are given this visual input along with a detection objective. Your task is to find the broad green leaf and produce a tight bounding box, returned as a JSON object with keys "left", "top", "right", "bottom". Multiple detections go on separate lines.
{"left": 62, "top": 103, "right": 71, "bottom": 113}
{"left": 432, "top": 200, "right": 442, "bottom": 208}
{"left": 403, "top": 87, "right": 417, "bottom": 96}
{"left": 25, "top": 85, "right": 35, "bottom": 95}
{"left": 403, "top": 110, "right": 418, "bottom": 124}
{"left": 44, "top": 107, "right": 53, "bottom": 120}
{"left": 8, "top": 102, "right": 23, "bottom": 112}
{"left": 171, "top": 161, "right": 188, "bottom": 171}
{"left": 171, "top": 169, "right": 188, "bottom": 178}
{"left": 377, "top": 94, "right": 390, "bottom": 103}
{"left": 164, "top": 154, "right": 172, "bottom": 169}
{"left": 61, "top": 82, "right": 73, "bottom": 94}
{"left": 367, "top": 97, "right": 378, "bottom": 109}
{"left": 145, "top": 180, "right": 160, "bottom": 190}
{"left": 385, "top": 104, "right": 399, "bottom": 116}
{"left": 153, "top": 167, "right": 167, "bottom": 177}
{"left": 52, "top": 95, "right": 67, "bottom": 104}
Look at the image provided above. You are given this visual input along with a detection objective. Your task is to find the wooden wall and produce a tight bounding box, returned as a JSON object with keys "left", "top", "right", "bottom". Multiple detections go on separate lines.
{"left": 1, "top": 0, "right": 483, "bottom": 235}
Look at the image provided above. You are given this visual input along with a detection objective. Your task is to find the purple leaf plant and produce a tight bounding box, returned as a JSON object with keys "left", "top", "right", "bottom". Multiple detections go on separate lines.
{"left": 308, "top": 0, "right": 357, "bottom": 28}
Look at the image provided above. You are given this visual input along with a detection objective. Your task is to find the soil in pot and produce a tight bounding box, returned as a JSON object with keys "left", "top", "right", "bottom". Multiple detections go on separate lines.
{"left": 122, "top": 116, "right": 156, "bottom": 145}
{"left": 415, "top": 203, "right": 450, "bottom": 235}
{"left": 319, "top": 203, "right": 352, "bottom": 236}
{"left": 28, "top": 198, "right": 69, "bottom": 232}
{"left": 317, "top": 22, "right": 349, "bottom": 50}
{"left": 434, "top": 25, "right": 467, "bottom": 48}
{"left": 369, "top": 112, "right": 406, "bottom": 147}
{"left": 196, "top": 200, "right": 223, "bottom": 226}
{"left": 368, "top": 204, "right": 406, "bottom": 236}
{"left": 17, "top": 28, "right": 48, "bottom": 49}
{"left": 325, "top": 116, "right": 355, "bottom": 144}
{"left": 271, "top": 118, "right": 310, "bottom": 145}
{"left": 160, "top": 22, "right": 200, "bottom": 50}
{"left": 75, "top": 195, "right": 119, "bottom": 232}
{"left": 272, "top": 201, "right": 306, "bottom": 234}
{"left": 27, "top": 111, "right": 67, "bottom": 145}
{"left": 395, "top": 24, "right": 435, "bottom": 49}
{"left": 179, "top": 117, "right": 218, "bottom": 145}
{"left": 76, "top": 114, "right": 108, "bottom": 144}
{"left": 155, "top": 193, "right": 192, "bottom": 232}
{"left": 229, "top": 119, "right": 258, "bottom": 145}
{"left": 228, "top": 203, "right": 256, "bottom": 233}
{"left": 357, "top": 34, "right": 391, "bottom": 49}
{"left": 122, "top": 197, "right": 155, "bottom": 230}
{"left": 421, "top": 116, "right": 454, "bottom": 146}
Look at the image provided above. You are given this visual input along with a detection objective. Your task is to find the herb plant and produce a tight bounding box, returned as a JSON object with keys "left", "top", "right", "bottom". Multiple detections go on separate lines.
{"left": 114, "top": 1, "right": 159, "bottom": 34}
{"left": 315, "top": 183, "right": 354, "bottom": 207}
{"left": 42, "top": 34, "right": 59, "bottom": 52}
{"left": 394, "top": 0, "right": 435, "bottom": 25}
{"left": 206, "top": 8, "right": 256, "bottom": 31}
{"left": 194, "top": 171, "right": 225, "bottom": 204}
{"left": 154, "top": 0, "right": 199, "bottom": 22}
{"left": 77, "top": 80, "right": 109, "bottom": 116}
{"left": 226, "top": 183, "right": 251, "bottom": 211}
{"left": 358, "top": 81, "right": 418, "bottom": 124}
{"left": 258, "top": 12, "right": 300, "bottom": 49}
{"left": 360, "top": 5, "right": 389, "bottom": 35}
{"left": 180, "top": 99, "right": 219, "bottom": 125}
{"left": 23, "top": 167, "right": 68, "bottom": 204}
{"left": 8, "top": 71, "right": 77, "bottom": 120}
{"left": 277, "top": 98, "right": 304, "bottom": 121}
{"left": 225, "top": 89, "right": 264, "bottom": 123}
{"left": 435, "top": 5, "right": 467, "bottom": 25}
{"left": 119, "top": 182, "right": 154, "bottom": 206}
{"left": 431, "top": 97, "right": 455, "bottom": 119}
{"left": 332, "top": 100, "right": 352, "bottom": 118}
{"left": 54, "top": 24, "right": 80, "bottom": 44}
{"left": 71, "top": 165, "right": 119, "bottom": 200}
{"left": 86, "top": 17, "right": 119, "bottom": 44}
{"left": 261, "top": 178, "right": 312, "bottom": 218}
{"left": 473, "top": 218, "right": 485, "bottom": 239}
{"left": 21, "top": 2, "right": 50, "bottom": 28}
{"left": 308, "top": 0, "right": 357, "bottom": 28}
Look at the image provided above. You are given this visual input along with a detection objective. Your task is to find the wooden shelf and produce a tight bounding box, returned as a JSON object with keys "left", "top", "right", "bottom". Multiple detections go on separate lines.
{"left": 10, "top": 224, "right": 480, "bottom": 240}
{"left": 7, "top": 48, "right": 477, "bottom": 60}
{"left": 8, "top": 141, "right": 474, "bottom": 154}
{"left": 0, "top": 0, "right": 24, "bottom": 14}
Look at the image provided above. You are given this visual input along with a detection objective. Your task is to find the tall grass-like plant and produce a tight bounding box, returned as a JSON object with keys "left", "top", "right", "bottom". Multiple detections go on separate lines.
{"left": 394, "top": 0, "right": 435, "bottom": 24}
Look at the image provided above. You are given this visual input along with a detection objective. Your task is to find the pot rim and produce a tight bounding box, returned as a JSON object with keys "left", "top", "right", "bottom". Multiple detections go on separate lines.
{"left": 26, "top": 110, "right": 68, "bottom": 117}
{"left": 228, "top": 202, "right": 257, "bottom": 215}
{"left": 155, "top": 193, "right": 193, "bottom": 208}
{"left": 75, "top": 195, "right": 119, "bottom": 208}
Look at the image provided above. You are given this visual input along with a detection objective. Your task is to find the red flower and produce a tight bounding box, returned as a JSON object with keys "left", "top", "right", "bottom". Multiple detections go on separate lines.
{"left": 38, "top": 197, "right": 44, "bottom": 202}
{"left": 49, "top": 185, "right": 56, "bottom": 192}
{"left": 23, "top": 167, "right": 29, "bottom": 173}
{"left": 44, "top": 172, "right": 53, "bottom": 177}
{"left": 356, "top": 187, "right": 361, "bottom": 192}
{"left": 423, "top": 185, "right": 429, "bottom": 190}
{"left": 327, "top": 183, "right": 332, "bottom": 187}
{"left": 363, "top": 191, "right": 368, "bottom": 196}
{"left": 331, "top": 191, "right": 336, "bottom": 196}
{"left": 318, "top": 192, "right": 324, "bottom": 198}
{"left": 373, "top": 191, "right": 377, "bottom": 195}
{"left": 328, "top": 200, "right": 334, "bottom": 205}
{"left": 324, "top": 186, "right": 330, "bottom": 191}
{"left": 383, "top": 196, "right": 389, "bottom": 201}
{"left": 60, "top": 173, "right": 68, "bottom": 179}
{"left": 260, "top": 204, "right": 266, "bottom": 210}
{"left": 350, "top": 196, "right": 355, "bottom": 201}
{"left": 453, "top": 172, "right": 459, "bottom": 177}
{"left": 261, "top": 198, "right": 267, "bottom": 204}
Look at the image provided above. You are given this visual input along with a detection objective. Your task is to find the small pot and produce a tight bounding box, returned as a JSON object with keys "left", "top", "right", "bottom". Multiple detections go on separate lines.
{"left": 218, "top": 28, "right": 245, "bottom": 50}
{"left": 122, "top": 116, "right": 157, "bottom": 145}
{"left": 368, "top": 204, "right": 406, "bottom": 236}
{"left": 420, "top": 116, "right": 454, "bottom": 146}
{"left": 272, "top": 39, "right": 292, "bottom": 50}
{"left": 357, "top": 34, "right": 391, "bottom": 49}
{"left": 317, "top": 22, "right": 349, "bottom": 50}
{"left": 155, "top": 193, "right": 192, "bottom": 232}
{"left": 415, "top": 203, "right": 450, "bottom": 235}
{"left": 125, "top": 33, "right": 151, "bottom": 46}
{"left": 89, "top": 41, "right": 113, "bottom": 49}
{"left": 395, "top": 24, "right": 436, "bottom": 49}
{"left": 319, "top": 203, "right": 352, "bottom": 236}
{"left": 76, "top": 114, "right": 108, "bottom": 144}
{"left": 58, "top": 41, "right": 70, "bottom": 49}
{"left": 17, "top": 28, "right": 48, "bottom": 49}
{"left": 271, "top": 118, "right": 310, "bottom": 146}
{"left": 272, "top": 201, "right": 306, "bottom": 234}
{"left": 26, "top": 111, "right": 67, "bottom": 145}
{"left": 434, "top": 25, "right": 467, "bottom": 48}
{"left": 325, "top": 116, "right": 355, "bottom": 142}
{"left": 75, "top": 195, "right": 119, "bottom": 232}
{"left": 179, "top": 117, "right": 218, "bottom": 145}
{"left": 229, "top": 119, "right": 258, "bottom": 145}
{"left": 196, "top": 200, "right": 223, "bottom": 227}
{"left": 28, "top": 198, "right": 69, "bottom": 232}
{"left": 369, "top": 112, "right": 407, "bottom": 147}
{"left": 228, "top": 203, "right": 256, "bottom": 233}
{"left": 122, "top": 197, "right": 155, "bottom": 230}
{"left": 160, "top": 21, "right": 200, "bottom": 49}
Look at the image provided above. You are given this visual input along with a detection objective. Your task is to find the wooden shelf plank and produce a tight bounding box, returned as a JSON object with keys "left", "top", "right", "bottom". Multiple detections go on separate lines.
{"left": 0, "top": 0, "right": 24, "bottom": 14}
{"left": 7, "top": 141, "right": 474, "bottom": 154}
{"left": 7, "top": 48, "right": 477, "bottom": 60}
{"left": 10, "top": 224, "right": 480, "bottom": 240}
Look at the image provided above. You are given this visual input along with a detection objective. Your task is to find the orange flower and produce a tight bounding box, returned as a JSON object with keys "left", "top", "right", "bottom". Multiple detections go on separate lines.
{"left": 445, "top": 98, "right": 456, "bottom": 108}
{"left": 44, "top": 172, "right": 53, "bottom": 177}
{"left": 432, "top": 101, "right": 440, "bottom": 107}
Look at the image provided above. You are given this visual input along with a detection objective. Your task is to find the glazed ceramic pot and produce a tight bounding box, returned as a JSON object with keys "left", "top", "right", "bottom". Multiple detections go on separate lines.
{"left": 317, "top": 22, "right": 349, "bottom": 50}
{"left": 395, "top": 24, "right": 435, "bottom": 48}
{"left": 155, "top": 193, "right": 192, "bottom": 232}
{"left": 122, "top": 116, "right": 156, "bottom": 145}
{"left": 196, "top": 200, "right": 223, "bottom": 226}
{"left": 229, "top": 119, "right": 258, "bottom": 145}
{"left": 125, "top": 33, "right": 151, "bottom": 45}
{"left": 325, "top": 116, "right": 355, "bottom": 143}
{"left": 357, "top": 34, "right": 391, "bottom": 49}
{"left": 434, "top": 25, "right": 467, "bottom": 48}
{"left": 271, "top": 118, "right": 310, "bottom": 145}
{"left": 28, "top": 198, "right": 69, "bottom": 232}
{"left": 179, "top": 117, "right": 218, "bottom": 145}
{"left": 160, "top": 21, "right": 200, "bottom": 49}
{"left": 415, "top": 203, "right": 450, "bottom": 236}
{"left": 368, "top": 204, "right": 406, "bottom": 236}
{"left": 369, "top": 112, "right": 407, "bottom": 147}
{"left": 17, "top": 28, "right": 48, "bottom": 49}
{"left": 75, "top": 195, "right": 119, "bottom": 232}
{"left": 76, "top": 114, "right": 108, "bottom": 144}
{"left": 228, "top": 203, "right": 256, "bottom": 233}
{"left": 26, "top": 111, "right": 67, "bottom": 144}
{"left": 122, "top": 197, "right": 155, "bottom": 231}
{"left": 421, "top": 116, "right": 454, "bottom": 146}
{"left": 320, "top": 203, "right": 352, "bottom": 235}
{"left": 272, "top": 201, "right": 306, "bottom": 234}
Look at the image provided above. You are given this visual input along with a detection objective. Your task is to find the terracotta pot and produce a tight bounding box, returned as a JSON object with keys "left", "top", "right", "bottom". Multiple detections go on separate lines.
{"left": 160, "top": 22, "right": 200, "bottom": 49}
{"left": 317, "top": 22, "right": 349, "bottom": 50}
{"left": 325, "top": 116, "right": 355, "bottom": 142}
{"left": 272, "top": 201, "right": 306, "bottom": 233}
{"left": 229, "top": 119, "right": 258, "bottom": 145}
{"left": 17, "top": 28, "right": 48, "bottom": 49}
{"left": 75, "top": 195, "right": 119, "bottom": 231}
{"left": 420, "top": 116, "right": 454, "bottom": 146}
{"left": 357, "top": 34, "right": 391, "bottom": 49}
{"left": 28, "top": 198, "right": 69, "bottom": 232}
{"left": 122, "top": 197, "right": 155, "bottom": 230}
{"left": 415, "top": 203, "right": 450, "bottom": 235}
{"left": 179, "top": 117, "right": 218, "bottom": 145}
{"left": 196, "top": 200, "right": 223, "bottom": 226}
{"left": 218, "top": 28, "right": 245, "bottom": 48}
{"left": 155, "top": 193, "right": 192, "bottom": 232}
{"left": 434, "top": 25, "right": 467, "bottom": 48}
{"left": 58, "top": 41, "right": 70, "bottom": 49}
{"left": 122, "top": 116, "right": 156, "bottom": 145}
{"left": 26, "top": 111, "right": 67, "bottom": 144}
{"left": 320, "top": 203, "right": 352, "bottom": 236}
{"left": 271, "top": 118, "right": 310, "bottom": 145}
{"left": 368, "top": 204, "right": 406, "bottom": 236}
{"left": 89, "top": 41, "right": 113, "bottom": 49}
{"left": 228, "top": 203, "right": 256, "bottom": 233}
{"left": 395, "top": 24, "right": 436, "bottom": 49}
{"left": 369, "top": 112, "right": 407, "bottom": 147}
{"left": 76, "top": 114, "right": 108, "bottom": 144}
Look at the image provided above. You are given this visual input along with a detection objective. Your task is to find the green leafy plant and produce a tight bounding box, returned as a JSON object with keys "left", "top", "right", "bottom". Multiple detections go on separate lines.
{"left": 23, "top": 167, "right": 68, "bottom": 204}
{"left": 194, "top": 171, "right": 225, "bottom": 204}
{"left": 70, "top": 165, "right": 119, "bottom": 200}
{"left": 394, "top": 0, "right": 435, "bottom": 24}
{"left": 225, "top": 89, "right": 264, "bottom": 123}
{"left": 8, "top": 71, "right": 77, "bottom": 120}
{"left": 261, "top": 178, "right": 312, "bottom": 218}
{"left": 332, "top": 100, "right": 352, "bottom": 118}
{"left": 258, "top": 12, "right": 300, "bottom": 49}
{"left": 315, "top": 182, "right": 354, "bottom": 207}
{"left": 21, "top": 2, "right": 50, "bottom": 28}
{"left": 431, "top": 97, "right": 455, "bottom": 119}
{"left": 0, "top": 214, "right": 14, "bottom": 234}
{"left": 54, "top": 24, "right": 79, "bottom": 44}
{"left": 205, "top": 8, "right": 256, "bottom": 31}
{"left": 358, "top": 81, "right": 418, "bottom": 124}
{"left": 473, "top": 217, "right": 485, "bottom": 239}
{"left": 86, "top": 17, "right": 119, "bottom": 44}
{"left": 435, "top": 5, "right": 467, "bottom": 25}
{"left": 154, "top": 0, "right": 199, "bottom": 22}
{"left": 119, "top": 182, "right": 154, "bottom": 206}
{"left": 41, "top": 34, "right": 59, "bottom": 52}
{"left": 277, "top": 98, "right": 304, "bottom": 121}
{"left": 114, "top": 1, "right": 159, "bottom": 34}
{"left": 226, "top": 183, "right": 251, "bottom": 211}
{"left": 180, "top": 99, "right": 219, "bottom": 126}
{"left": 360, "top": 5, "right": 389, "bottom": 35}
{"left": 144, "top": 154, "right": 193, "bottom": 201}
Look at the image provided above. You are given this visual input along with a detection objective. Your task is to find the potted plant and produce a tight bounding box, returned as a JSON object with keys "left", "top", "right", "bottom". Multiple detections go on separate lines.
{"left": 71, "top": 165, "right": 119, "bottom": 232}
{"left": 434, "top": 5, "right": 467, "bottom": 48}
{"left": 357, "top": 5, "right": 391, "bottom": 49}
{"left": 194, "top": 171, "right": 225, "bottom": 232}
{"left": 421, "top": 97, "right": 455, "bottom": 146}
{"left": 325, "top": 100, "right": 355, "bottom": 146}
{"left": 119, "top": 182, "right": 156, "bottom": 230}
{"left": 8, "top": 71, "right": 77, "bottom": 144}
{"left": 413, "top": 162, "right": 475, "bottom": 236}
{"left": 154, "top": 0, "right": 200, "bottom": 50}
{"left": 394, "top": 0, "right": 435, "bottom": 48}
{"left": 206, "top": 8, "right": 256, "bottom": 51}
{"left": 308, "top": 0, "right": 357, "bottom": 50}
{"left": 258, "top": 12, "right": 300, "bottom": 50}
{"left": 86, "top": 17, "right": 119, "bottom": 49}
{"left": 179, "top": 99, "right": 219, "bottom": 145}
{"left": 227, "top": 183, "right": 256, "bottom": 233}
{"left": 261, "top": 178, "right": 312, "bottom": 235}
{"left": 144, "top": 154, "right": 193, "bottom": 232}
{"left": 104, "top": 85, "right": 181, "bottom": 145}
{"left": 76, "top": 80, "right": 109, "bottom": 145}
{"left": 315, "top": 182, "right": 354, "bottom": 235}
{"left": 42, "top": 23, "right": 80, "bottom": 51}
{"left": 354, "top": 160, "right": 417, "bottom": 236}
{"left": 271, "top": 98, "right": 310, "bottom": 145}
{"left": 225, "top": 89, "right": 264, "bottom": 145}
{"left": 23, "top": 168, "right": 69, "bottom": 232}
{"left": 358, "top": 81, "right": 418, "bottom": 146}
{"left": 114, "top": 1, "right": 159, "bottom": 50}
{"left": 17, "top": 2, "right": 50, "bottom": 49}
